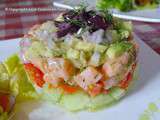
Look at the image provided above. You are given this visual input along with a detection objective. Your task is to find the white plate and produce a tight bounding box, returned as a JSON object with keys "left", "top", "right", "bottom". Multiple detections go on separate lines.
{"left": 0, "top": 35, "right": 160, "bottom": 120}
{"left": 54, "top": 0, "right": 160, "bottom": 19}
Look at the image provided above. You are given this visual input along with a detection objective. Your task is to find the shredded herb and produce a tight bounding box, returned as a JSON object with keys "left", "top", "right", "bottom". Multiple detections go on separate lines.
{"left": 68, "top": 19, "right": 85, "bottom": 28}
{"left": 74, "top": 3, "right": 87, "bottom": 14}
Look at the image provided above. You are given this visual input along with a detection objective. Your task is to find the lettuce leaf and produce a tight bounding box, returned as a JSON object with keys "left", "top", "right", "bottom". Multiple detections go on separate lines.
{"left": 0, "top": 112, "right": 8, "bottom": 120}
{"left": 97, "top": 0, "right": 134, "bottom": 11}
{"left": 0, "top": 63, "right": 10, "bottom": 92}
{"left": 3, "top": 54, "right": 39, "bottom": 103}
{"left": 96, "top": 0, "right": 159, "bottom": 11}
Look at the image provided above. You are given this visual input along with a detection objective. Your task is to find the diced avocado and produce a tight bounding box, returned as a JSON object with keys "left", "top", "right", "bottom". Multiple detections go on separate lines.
{"left": 95, "top": 44, "right": 108, "bottom": 53}
{"left": 75, "top": 41, "right": 94, "bottom": 52}
{"left": 52, "top": 49, "right": 65, "bottom": 57}
{"left": 44, "top": 48, "right": 54, "bottom": 57}
{"left": 70, "top": 51, "right": 87, "bottom": 69}
{"left": 121, "top": 21, "right": 133, "bottom": 32}
{"left": 60, "top": 42, "right": 69, "bottom": 50}
{"left": 105, "top": 30, "right": 121, "bottom": 42}
{"left": 79, "top": 51, "right": 87, "bottom": 68}
{"left": 109, "top": 87, "right": 126, "bottom": 100}
{"left": 67, "top": 48, "right": 80, "bottom": 60}
{"left": 99, "top": 52, "right": 108, "bottom": 65}
{"left": 0, "top": 63, "right": 10, "bottom": 91}
{"left": 25, "top": 41, "right": 47, "bottom": 59}
{"left": 111, "top": 30, "right": 121, "bottom": 41}
{"left": 70, "top": 59, "right": 82, "bottom": 69}
{"left": 107, "top": 42, "right": 133, "bottom": 59}
{"left": 60, "top": 91, "right": 90, "bottom": 111}
{"left": 89, "top": 94, "right": 114, "bottom": 110}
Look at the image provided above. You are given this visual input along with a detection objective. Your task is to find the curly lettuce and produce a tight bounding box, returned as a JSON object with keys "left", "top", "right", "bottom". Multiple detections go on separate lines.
{"left": 97, "top": 0, "right": 159, "bottom": 11}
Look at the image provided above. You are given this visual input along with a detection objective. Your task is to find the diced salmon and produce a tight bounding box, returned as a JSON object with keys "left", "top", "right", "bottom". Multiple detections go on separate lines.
{"left": 119, "top": 52, "right": 129, "bottom": 65}
{"left": 47, "top": 58, "right": 75, "bottom": 81}
{"left": 102, "top": 52, "right": 130, "bottom": 77}
{"left": 30, "top": 58, "right": 47, "bottom": 73}
{"left": 102, "top": 61, "right": 123, "bottom": 77}
{"left": 104, "top": 77, "right": 118, "bottom": 90}
{"left": 74, "top": 67, "right": 102, "bottom": 90}
{"left": 30, "top": 57, "right": 75, "bottom": 86}
{"left": 43, "top": 73, "right": 63, "bottom": 87}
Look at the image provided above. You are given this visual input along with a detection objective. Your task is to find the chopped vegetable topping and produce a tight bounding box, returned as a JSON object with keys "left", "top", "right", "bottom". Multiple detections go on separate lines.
{"left": 20, "top": 6, "right": 138, "bottom": 101}
{"left": 24, "top": 63, "right": 45, "bottom": 88}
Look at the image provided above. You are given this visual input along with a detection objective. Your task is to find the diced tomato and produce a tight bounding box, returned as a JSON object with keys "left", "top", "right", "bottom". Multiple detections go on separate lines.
{"left": 118, "top": 63, "right": 136, "bottom": 89}
{"left": 88, "top": 82, "right": 103, "bottom": 97}
{"left": 102, "top": 89, "right": 110, "bottom": 94}
{"left": 47, "top": 58, "right": 75, "bottom": 81}
{"left": 0, "top": 94, "right": 9, "bottom": 112}
{"left": 24, "top": 63, "right": 45, "bottom": 87}
{"left": 59, "top": 84, "right": 78, "bottom": 94}
{"left": 119, "top": 72, "right": 132, "bottom": 89}
{"left": 102, "top": 61, "right": 123, "bottom": 77}
{"left": 132, "top": 63, "right": 137, "bottom": 70}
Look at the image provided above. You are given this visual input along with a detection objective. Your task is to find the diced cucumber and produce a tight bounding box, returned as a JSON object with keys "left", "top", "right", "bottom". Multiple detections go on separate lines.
{"left": 60, "top": 91, "right": 90, "bottom": 111}
{"left": 105, "top": 30, "right": 120, "bottom": 42}
{"left": 67, "top": 48, "right": 80, "bottom": 60}
{"left": 75, "top": 41, "right": 94, "bottom": 52}
{"left": 56, "top": 87, "right": 126, "bottom": 111}
{"left": 89, "top": 94, "right": 114, "bottom": 110}
{"left": 107, "top": 42, "right": 133, "bottom": 59}
{"left": 79, "top": 51, "right": 87, "bottom": 68}
{"left": 42, "top": 84, "right": 63, "bottom": 103}
{"left": 95, "top": 44, "right": 108, "bottom": 53}
{"left": 109, "top": 87, "right": 126, "bottom": 100}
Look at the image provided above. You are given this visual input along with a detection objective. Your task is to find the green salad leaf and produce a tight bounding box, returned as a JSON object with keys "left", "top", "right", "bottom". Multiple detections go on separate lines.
{"left": 0, "top": 112, "right": 8, "bottom": 120}
{"left": 97, "top": 0, "right": 134, "bottom": 11}
{"left": 0, "top": 63, "right": 10, "bottom": 92}
{"left": 3, "top": 54, "right": 39, "bottom": 103}
{"left": 97, "top": 0, "right": 159, "bottom": 11}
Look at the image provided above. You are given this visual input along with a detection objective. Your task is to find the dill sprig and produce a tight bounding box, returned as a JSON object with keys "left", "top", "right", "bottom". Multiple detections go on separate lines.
{"left": 100, "top": 10, "right": 113, "bottom": 24}
{"left": 68, "top": 19, "right": 85, "bottom": 28}
{"left": 74, "top": 3, "right": 87, "bottom": 14}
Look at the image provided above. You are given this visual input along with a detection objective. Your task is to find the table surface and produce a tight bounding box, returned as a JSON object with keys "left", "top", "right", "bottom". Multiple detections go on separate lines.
{"left": 0, "top": 0, "right": 160, "bottom": 54}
